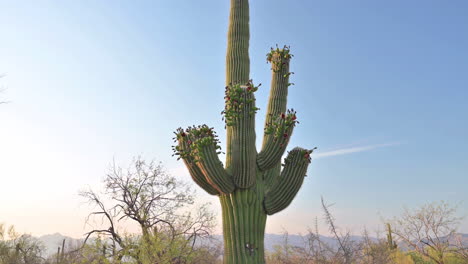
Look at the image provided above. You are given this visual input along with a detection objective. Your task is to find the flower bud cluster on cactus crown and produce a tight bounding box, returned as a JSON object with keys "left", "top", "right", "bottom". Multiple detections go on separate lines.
{"left": 221, "top": 80, "right": 261, "bottom": 127}
{"left": 171, "top": 125, "right": 223, "bottom": 161}
{"left": 264, "top": 109, "right": 299, "bottom": 140}
{"left": 302, "top": 147, "right": 317, "bottom": 163}
{"left": 266, "top": 45, "right": 293, "bottom": 72}
{"left": 282, "top": 147, "right": 317, "bottom": 167}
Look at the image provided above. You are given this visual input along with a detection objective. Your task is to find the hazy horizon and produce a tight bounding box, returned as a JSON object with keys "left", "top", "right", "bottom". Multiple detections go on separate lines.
{"left": 1, "top": 0, "right": 467, "bottom": 239}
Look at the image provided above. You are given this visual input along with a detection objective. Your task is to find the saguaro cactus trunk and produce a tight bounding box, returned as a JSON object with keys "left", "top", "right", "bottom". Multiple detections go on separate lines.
{"left": 172, "top": 0, "right": 315, "bottom": 263}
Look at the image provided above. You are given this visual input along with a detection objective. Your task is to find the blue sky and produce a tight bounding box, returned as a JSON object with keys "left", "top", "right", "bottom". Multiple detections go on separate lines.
{"left": 0, "top": 0, "right": 467, "bottom": 237}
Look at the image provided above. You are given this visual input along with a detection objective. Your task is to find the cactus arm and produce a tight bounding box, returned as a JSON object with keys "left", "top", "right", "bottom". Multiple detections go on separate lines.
{"left": 196, "top": 143, "right": 235, "bottom": 194}
{"left": 260, "top": 47, "right": 293, "bottom": 153}
{"left": 224, "top": 0, "right": 258, "bottom": 189}
{"left": 263, "top": 147, "right": 315, "bottom": 215}
{"left": 173, "top": 126, "right": 234, "bottom": 194}
{"left": 257, "top": 46, "right": 295, "bottom": 172}
{"left": 174, "top": 131, "right": 219, "bottom": 195}
{"left": 257, "top": 109, "right": 298, "bottom": 171}
{"left": 181, "top": 150, "right": 220, "bottom": 195}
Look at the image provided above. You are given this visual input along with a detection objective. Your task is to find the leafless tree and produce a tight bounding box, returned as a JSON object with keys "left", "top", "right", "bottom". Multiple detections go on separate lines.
{"left": 321, "top": 197, "right": 361, "bottom": 264}
{"left": 267, "top": 199, "right": 383, "bottom": 264}
{"left": 301, "top": 217, "right": 339, "bottom": 264}
{"left": 80, "top": 157, "right": 215, "bottom": 263}
{"left": 265, "top": 200, "right": 467, "bottom": 264}
{"left": 389, "top": 201, "right": 464, "bottom": 264}
{"left": 80, "top": 189, "right": 125, "bottom": 260}
{"left": 453, "top": 233, "right": 468, "bottom": 261}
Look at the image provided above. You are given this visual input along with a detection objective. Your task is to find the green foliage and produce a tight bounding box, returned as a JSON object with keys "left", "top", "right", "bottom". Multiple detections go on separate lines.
{"left": 74, "top": 236, "right": 111, "bottom": 264}
{"left": 406, "top": 249, "right": 468, "bottom": 264}
{"left": 41, "top": 232, "right": 221, "bottom": 264}
{"left": 0, "top": 224, "right": 45, "bottom": 264}
{"left": 136, "top": 228, "right": 221, "bottom": 264}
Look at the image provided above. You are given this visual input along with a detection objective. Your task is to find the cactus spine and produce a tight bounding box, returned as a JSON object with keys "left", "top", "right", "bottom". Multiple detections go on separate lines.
{"left": 172, "top": 0, "right": 314, "bottom": 263}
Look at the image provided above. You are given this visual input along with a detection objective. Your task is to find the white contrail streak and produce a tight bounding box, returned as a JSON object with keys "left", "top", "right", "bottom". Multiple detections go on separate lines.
{"left": 314, "top": 142, "right": 400, "bottom": 159}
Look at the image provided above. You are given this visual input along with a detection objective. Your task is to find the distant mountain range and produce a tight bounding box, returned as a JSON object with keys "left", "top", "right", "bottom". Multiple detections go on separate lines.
{"left": 38, "top": 233, "right": 85, "bottom": 256}
{"left": 36, "top": 232, "right": 354, "bottom": 256}
{"left": 37, "top": 232, "right": 468, "bottom": 257}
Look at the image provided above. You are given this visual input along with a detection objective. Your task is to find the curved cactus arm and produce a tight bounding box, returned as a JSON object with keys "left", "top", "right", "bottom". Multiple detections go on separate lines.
{"left": 172, "top": 125, "right": 234, "bottom": 195}
{"left": 263, "top": 164, "right": 280, "bottom": 191}
{"left": 260, "top": 46, "right": 294, "bottom": 152}
{"left": 173, "top": 128, "right": 219, "bottom": 195}
{"left": 178, "top": 141, "right": 219, "bottom": 195}
{"left": 257, "top": 109, "right": 298, "bottom": 171}
{"left": 263, "top": 147, "right": 315, "bottom": 215}
{"left": 195, "top": 143, "right": 235, "bottom": 194}
{"left": 184, "top": 161, "right": 220, "bottom": 195}
{"left": 223, "top": 82, "right": 259, "bottom": 188}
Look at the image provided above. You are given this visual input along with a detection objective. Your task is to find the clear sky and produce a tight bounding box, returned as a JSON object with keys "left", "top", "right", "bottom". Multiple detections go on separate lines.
{"left": 1, "top": 0, "right": 467, "bottom": 238}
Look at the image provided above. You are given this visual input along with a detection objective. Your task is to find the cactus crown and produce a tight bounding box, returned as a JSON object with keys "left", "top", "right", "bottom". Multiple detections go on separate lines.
{"left": 267, "top": 45, "right": 293, "bottom": 72}
{"left": 283, "top": 147, "right": 317, "bottom": 167}
{"left": 172, "top": 125, "right": 222, "bottom": 162}
{"left": 221, "top": 80, "right": 261, "bottom": 127}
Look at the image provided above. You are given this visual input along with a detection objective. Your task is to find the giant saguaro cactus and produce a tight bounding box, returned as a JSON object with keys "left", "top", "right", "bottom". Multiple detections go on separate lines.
{"left": 172, "top": 0, "right": 315, "bottom": 263}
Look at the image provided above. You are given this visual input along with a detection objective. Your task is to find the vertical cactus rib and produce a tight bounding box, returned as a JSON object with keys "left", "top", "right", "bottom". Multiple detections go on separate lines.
{"left": 264, "top": 147, "right": 315, "bottom": 215}
{"left": 234, "top": 191, "right": 247, "bottom": 263}
{"left": 255, "top": 210, "right": 267, "bottom": 263}
{"left": 220, "top": 189, "right": 266, "bottom": 264}
{"left": 220, "top": 195, "right": 236, "bottom": 264}
{"left": 225, "top": 0, "right": 255, "bottom": 189}
{"left": 263, "top": 163, "right": 281, "bottom": 190}
{"left": 223, "top": 82, "right": 258, "bottom": 187}
{"left": 196, "top": 144, "right": 235, "bottom": 194}
{"left": 226, "top": 0, "right": 250, "bottom": 85}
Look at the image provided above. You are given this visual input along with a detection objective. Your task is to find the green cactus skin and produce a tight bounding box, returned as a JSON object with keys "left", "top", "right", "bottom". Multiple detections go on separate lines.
{"left": 172, "top": 0, "right": 315, "bottom": 262}
{"left": 386, "top": 223, "right": 398, "bottom": 250}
